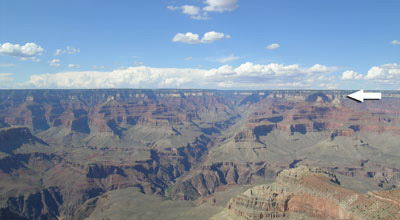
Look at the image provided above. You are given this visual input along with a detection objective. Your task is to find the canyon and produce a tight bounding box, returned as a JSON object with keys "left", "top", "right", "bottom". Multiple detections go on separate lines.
{"left": 0, "top": 89, "right": 400, "bottom": 220}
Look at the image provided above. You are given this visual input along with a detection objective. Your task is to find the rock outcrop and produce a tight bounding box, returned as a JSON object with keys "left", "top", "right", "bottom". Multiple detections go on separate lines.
{"left": 213, "top": 166, "right": 400, "bottom": 220}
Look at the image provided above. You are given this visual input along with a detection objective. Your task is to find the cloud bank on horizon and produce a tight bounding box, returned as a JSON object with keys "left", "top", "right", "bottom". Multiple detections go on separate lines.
{"left": 2, "top": 62, "right": 397, "bottom": 90}
{"left": 0, "top": 0, "right": 399, "bottom": 90}
{"left": 23, "top": 62, "right": 337, "bottom": 89}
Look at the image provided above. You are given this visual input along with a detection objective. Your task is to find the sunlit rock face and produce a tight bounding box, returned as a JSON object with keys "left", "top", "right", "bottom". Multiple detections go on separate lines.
{"left": 214, "top": 166, "right": 400, "bottom": 220}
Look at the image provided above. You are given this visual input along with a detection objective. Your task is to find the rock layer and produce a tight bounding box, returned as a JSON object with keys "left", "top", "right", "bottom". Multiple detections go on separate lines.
{"left": 213, "top": 166, "right": 400, "bottom": 220}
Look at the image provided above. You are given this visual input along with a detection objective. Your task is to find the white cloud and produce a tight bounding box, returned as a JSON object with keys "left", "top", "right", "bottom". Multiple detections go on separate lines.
{"left": 266, "top": 43, "right": 280, "bottom": 50}
{"left": 204, "top": 0, "right": 238, "bottom": 12}
{"left": 365, "top": 64, "right": 400, "bottom": 84}
{"left": 392, "top": 40, "right": 400, "bottom": 45}
{"left": 0, "top": 63, "right": 16, "bottom": 67}
{"left": 172, "top": 33, "right": 200, "bottom": 44}
{"left": 233, "top": 62, "right": 336, "bottom": 77}
{"left": 168, "top": 0, "right": 238, "bottom": 20}
{"left": 202, "top": 31, "right": 226, "bottom": 43}
{"left": 216, "top": 54, "right": 240, "bottom": 63}
{"left": 0, "top": 42, "right": 44, "bottom": 60}
{"left": 27, "top": 68, "right": 203, "bottom": 89}
{"left": 68, "top": 64, "right": 81, "bottom": 68}
{"left": 168, "top": 5, "right": 209, "bottom": 20}
{"left": 341, "top": 70, "right": 363, "bottom": 80}
{"left": 25, "top": 62, "right": 336, "bottom": 89}
{"left": 309, "top": 64, "right": 337, "bottom": 73}
{"left": 184, "top": 56, "right": 193, "bottom": 61}
{"left": 54, "top": 46, "right": 80, "bottom": 56}
{"left": 182, "top": 5, "right": 201, "bottom": 15}
{"left": 49, "top": 59, "right": 60, "bottom": 67}
{"left": 172, "top": 31, "right": 230, "bottom": 44}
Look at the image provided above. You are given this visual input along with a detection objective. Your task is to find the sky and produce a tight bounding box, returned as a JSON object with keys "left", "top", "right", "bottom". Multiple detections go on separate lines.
{"left": 0, "top": 0, "right": 399, "bottom": 90}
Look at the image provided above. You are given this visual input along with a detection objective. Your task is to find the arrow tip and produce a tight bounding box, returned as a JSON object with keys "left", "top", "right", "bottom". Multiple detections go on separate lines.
{"left": 347, "top": 90, "right": 364, "bottom": 102}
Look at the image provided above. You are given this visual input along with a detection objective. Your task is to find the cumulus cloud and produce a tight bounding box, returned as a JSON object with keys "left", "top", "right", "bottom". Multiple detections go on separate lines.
{"left": 168, "top": 5, "right": 209, "bottom": 20}
{"left": 54, "top": 46, "right": 80, "bottom": 56}
{"left": 49, "top": 59, "right": 60, "bottom": 67}
{"left": 392, "top": 40, "right": 400, "bottom": 45}
{"left": 25, "top": 62, "right": 336, "bottom": 89}
{"left": 181, "top": 5, "right": 201, "bottom": 15}
{"left": 233, "top": 62, "right": 336, "bottom": 78}
{"left": 364, "top": 64, "right": 400, "bottom": 84}
{"left": 0, "top": 42, "right": 44, "bottom": 61}
{"left": 168, "top": 0, "right": 237, "bottom": 19}
{"left": 309, "top": 64, "right": 337, "bottom": 73}
{"left": 172, "top": 31, "right": 230, "bottom": 44}
{"left": 204, "top": 0, "right": 238, "bottom": 12}
{"left": 202, "top": 31, "right": 229, "bottom": 43}
{"left": 27, "top": 68, "right": 203, "bottom": 89}
{"left": 341, "top": 70, "right": 363, "bottom": 80}
{"left": 266, "top": 43, "right": 280, "bottom": 50}
{"left": 339, "top": 64, "right": 400, "bottom": 86}
{"left": 172, "top": 33, "right": 200, "bottom": 44}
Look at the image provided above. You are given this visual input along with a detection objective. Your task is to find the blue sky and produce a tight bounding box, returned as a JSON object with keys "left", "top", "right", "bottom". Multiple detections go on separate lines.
{"left": 0, "top": 0, "right": 399, "bottom": 89}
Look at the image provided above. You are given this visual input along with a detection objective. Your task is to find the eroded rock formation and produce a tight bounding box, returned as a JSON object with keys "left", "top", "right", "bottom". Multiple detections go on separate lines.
{"left": 213, "top": 166, "right": 400, "bottom": 220}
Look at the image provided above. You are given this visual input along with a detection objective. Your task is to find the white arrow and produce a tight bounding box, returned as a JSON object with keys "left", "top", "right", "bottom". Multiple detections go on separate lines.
{"left": 347, "top": 90, "right": 381, "bottom": 102}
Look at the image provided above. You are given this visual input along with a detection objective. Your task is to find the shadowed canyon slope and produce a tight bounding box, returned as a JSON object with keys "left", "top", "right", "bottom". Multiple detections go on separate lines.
{"left": 0, "top": 89, "right": 400, "bottom": 220}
